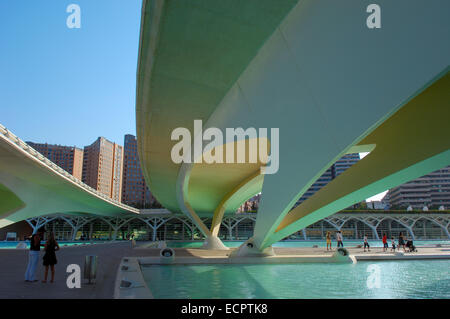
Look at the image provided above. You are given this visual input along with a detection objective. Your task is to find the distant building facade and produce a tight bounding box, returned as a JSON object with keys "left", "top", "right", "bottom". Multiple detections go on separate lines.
{"left": 237, "top": 193, "right": 260, "bottom": 213}
{"left": 26, "top": 142, "right": 84, "bottom": 180}
{"left": 237, "top": 154, "right": 361, "bottom": 212}
{"left": 388, "top": 166, "right": 450, "bottom": 209}
{"left": 295, "top": 153, "right": 361, "bottom": 206}
{"left": 121, "top": 134, "right": 154, "bottom": 207}
{"left": 82, "top": 137, "right": 123, "bottom": 201}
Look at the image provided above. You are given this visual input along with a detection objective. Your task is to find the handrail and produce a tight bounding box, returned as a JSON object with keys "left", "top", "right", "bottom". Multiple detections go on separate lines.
{"left": 0, "top": 123, "right": 139, "bottom": 213}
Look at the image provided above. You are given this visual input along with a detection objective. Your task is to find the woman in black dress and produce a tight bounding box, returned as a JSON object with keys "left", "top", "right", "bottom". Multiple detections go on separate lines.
{"left": 42, "top": 232, "right": 60, "bottom": 283}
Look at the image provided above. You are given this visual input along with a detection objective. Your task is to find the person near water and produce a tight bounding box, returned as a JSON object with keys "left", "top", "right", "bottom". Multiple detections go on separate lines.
{"left": 326, "top": 231, "right": 332, "bottom": 251}
{"left": 336, "top": 231, "right": 344, "bottom": 248}
{"left": 390, "top": 237, "right": 396, "bottom": 252}
{"left": 42, "top": 232, "right": 60, "bottom": 283}
{"left": 363, "top": 234, "right": 370, "bottom": 252}
{"left": 382, "top": 233, "right": 388, "bottom": 252}
{"left": 398, "top": 232, "right": 406, "bottom": 252}
{"left": 24, "top": 232, "right": 44, "bottom": 282}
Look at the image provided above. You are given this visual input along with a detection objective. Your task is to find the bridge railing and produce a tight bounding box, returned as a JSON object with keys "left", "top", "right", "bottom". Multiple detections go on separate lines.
{"left": 0, "top": 123, "right": 139, "bottom": 214}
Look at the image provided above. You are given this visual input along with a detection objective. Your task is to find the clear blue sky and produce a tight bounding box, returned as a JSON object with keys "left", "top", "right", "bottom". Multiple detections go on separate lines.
{"left": 0, "top": 0, "right": 142, "bottom": 147}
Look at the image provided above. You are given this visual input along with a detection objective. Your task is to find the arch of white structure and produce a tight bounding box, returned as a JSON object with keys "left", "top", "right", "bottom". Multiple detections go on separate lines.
{"left": 0, "top": 124, "right": 139, "bottom": 229}
{"left": 25, "top": 211, "right": 450, "bottom": 242}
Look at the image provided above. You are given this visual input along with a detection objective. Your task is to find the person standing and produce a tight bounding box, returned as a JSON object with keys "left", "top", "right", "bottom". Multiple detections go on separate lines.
{"left": 24, "top": 232, "right": 44, "bottom": 282}
{"left": 382, "top": 233, "right": 388, "bottom": 252}
{"left": 42, "top": 232, "right": 60, "bottom": 283}
{"left": 363, "top": 234, "right": 370, "bottom": 252}
{"left": 390, "top": 237, "right": 396, "bottom": 252}
{"left": 398, "top": 232, "right": 406, "bottom": 252}
{"left": 336, "top": 231, "right": 344, "bottom": 248}
{"left": 326, "top": 231, "right": 332, "bottom": 251}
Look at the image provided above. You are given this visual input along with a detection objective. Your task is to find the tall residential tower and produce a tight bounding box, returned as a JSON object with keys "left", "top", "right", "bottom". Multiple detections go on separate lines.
{"left": 122, "top": 134, "right": 154, "bottom": 207}
{"left": 26, "top": 142, "right": 84, "bottom": 180}
{"left": 82, "top": 137, "right": 123, "bottom": 201}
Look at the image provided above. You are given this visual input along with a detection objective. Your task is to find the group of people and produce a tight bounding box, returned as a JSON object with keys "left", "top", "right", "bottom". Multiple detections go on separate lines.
{"left": 325, "top": 231, "right": 417, "bottom": 252}
{"left": 380, "top": 232, "right": 416, "bottom": 252}
{"left": 325, "top": 231, "right": 344, "bottom": 251}
{"left": 24, "top": 231, "right": 60, "bottom": 283}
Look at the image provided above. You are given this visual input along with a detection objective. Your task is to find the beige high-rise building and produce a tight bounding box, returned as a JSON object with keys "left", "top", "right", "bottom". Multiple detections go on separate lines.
{"left": 26, "top": 142, "right": 84, "bottom": 180}
{"left": 82, "top": 137, "right": 123, "bottom": 201}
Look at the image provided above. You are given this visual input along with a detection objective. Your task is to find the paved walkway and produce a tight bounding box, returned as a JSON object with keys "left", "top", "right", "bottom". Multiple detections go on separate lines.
{"left": 0, "top": 242, "right": 154, "bottom": 299}
{"left": 0, "top": 242, "right": 235, "bottom": 299}
{"left": 1, "top": 242, "right": 449, "bottom": 299}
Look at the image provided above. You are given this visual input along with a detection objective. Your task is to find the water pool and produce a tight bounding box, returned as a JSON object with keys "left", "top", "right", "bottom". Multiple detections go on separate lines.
{"left": 167, "top": 240, "right": 450, "bottom": 248}
{"left": 0, "top": 241, "right": 102, "bottom": 249}
{"left": 141, "top": 260, "right": 450, "bottom": 299}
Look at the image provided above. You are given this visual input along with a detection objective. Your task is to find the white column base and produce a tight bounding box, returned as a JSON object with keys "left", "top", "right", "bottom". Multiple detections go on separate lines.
{"left": 201, "top": 236, "right": 229, "bottom": 250}
{"left": 332, "top": 248, "right": 356, "bottom": 263}
{"left": 229, "top": 239, "right": 275, "bottom": 257}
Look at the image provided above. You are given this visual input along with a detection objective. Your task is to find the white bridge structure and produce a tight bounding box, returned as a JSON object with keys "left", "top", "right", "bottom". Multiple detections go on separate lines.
{"left": 2, "top": 123, "right": 449, "bottom": 243}
{"left": 26, "top": 211, "right": 450, "bottom": 242}
{"left": 0, "top": 123, "right": 139, "bottom": 230}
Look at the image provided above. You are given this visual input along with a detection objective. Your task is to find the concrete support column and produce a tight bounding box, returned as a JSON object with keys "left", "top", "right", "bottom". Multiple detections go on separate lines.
{"left": 388, "top": 219, "right": 392, "bottom": 237}
{"left": 321, "top": 222, "right": 324, "bottom": 239}
{"left": 406, "top": 227, "right": 415, "bottom": 241}
{"left": 423, "top": 222, "right": 426, "bottom": 239}
{"left": 30, "top": 221, "right": 39, "bottom": 235}
{"left": 202, "top": 235, "right": 229, "bottom": 250}
{"left": 371, "top": 225, "right": 380, "bottom": 240}
{"left": 112, "top": 228, "right": 118, "bottom": 241}
{"left": 71, "top": 227, "right": 79, "bottom": 241}
{"left": 444, "top": 226, "right": 450, "bottom": 239}
{"left": 302, "top": 229, "right": 307, "bottom": 240}
{"left": 89, "top": 222, "right": 93, "bottom": 240}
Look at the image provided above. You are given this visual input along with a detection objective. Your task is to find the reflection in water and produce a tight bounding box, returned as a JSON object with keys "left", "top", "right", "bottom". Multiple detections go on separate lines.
{"left": 141, "top": 260, "right": 450, "bottom": 299}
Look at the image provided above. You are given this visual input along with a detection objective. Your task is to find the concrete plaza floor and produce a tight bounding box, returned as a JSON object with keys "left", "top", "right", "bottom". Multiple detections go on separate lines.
{"left": 0, "top": 241, "right": 236, "bottom": 299}
{"left": 0, "top": 241, "right": 153, "bottom": 299}
{"left": 1, "top": 241, "right": 449, "bottom": 299}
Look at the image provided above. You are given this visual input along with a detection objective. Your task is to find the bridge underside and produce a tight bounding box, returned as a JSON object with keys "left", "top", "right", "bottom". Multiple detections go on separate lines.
{"left": 136, "top": 0, "right": 450, "bottom": 249}
{"left": 140, "top": 0, "right": 450, "bottom": 250}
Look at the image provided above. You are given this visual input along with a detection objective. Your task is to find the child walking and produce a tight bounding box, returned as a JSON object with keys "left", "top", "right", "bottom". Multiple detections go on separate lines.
{"left": 390, "top": 237, "right": 396, "bottom": 252}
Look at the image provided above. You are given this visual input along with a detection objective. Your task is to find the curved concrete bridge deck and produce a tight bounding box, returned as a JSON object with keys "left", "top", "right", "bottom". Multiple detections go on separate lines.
{"left": 0, "top": 124, "right": 139, "bottom": 229}
{"left": 137, "top": 0, "right": 450, "bottom": 253}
